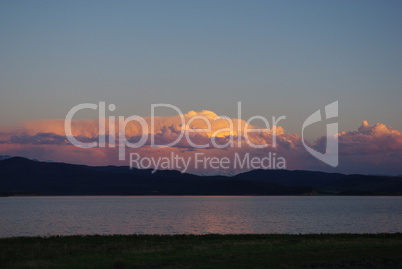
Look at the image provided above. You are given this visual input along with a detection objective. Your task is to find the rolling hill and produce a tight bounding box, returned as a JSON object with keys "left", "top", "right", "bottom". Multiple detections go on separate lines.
{"left": 0, "top": 157, "right": 401, "bottom": 196}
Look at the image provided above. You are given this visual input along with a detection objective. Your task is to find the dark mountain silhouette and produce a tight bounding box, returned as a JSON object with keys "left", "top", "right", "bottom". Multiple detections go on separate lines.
{"left": 0, "top": 157, "right": 313, "bottom": 196}
{"left": 0, "top": 157, "right": 401, "bottom": 196}
{"left": 234, "top": 169, "right": 402, "bottom": 195}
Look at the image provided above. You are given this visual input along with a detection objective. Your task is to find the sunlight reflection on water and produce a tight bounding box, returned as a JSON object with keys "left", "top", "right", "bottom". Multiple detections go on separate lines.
{"left": 1, "top": 196, "right": 402, "bottom": 237}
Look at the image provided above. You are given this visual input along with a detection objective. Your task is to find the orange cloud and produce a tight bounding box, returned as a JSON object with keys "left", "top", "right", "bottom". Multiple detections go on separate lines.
{"left": 0, "top": 113, "right": 401, "bottom": 175}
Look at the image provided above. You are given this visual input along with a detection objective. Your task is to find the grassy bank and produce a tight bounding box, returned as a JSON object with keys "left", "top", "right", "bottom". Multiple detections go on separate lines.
{"left": 1, "top": 234, "right": 402, "bottom": 269}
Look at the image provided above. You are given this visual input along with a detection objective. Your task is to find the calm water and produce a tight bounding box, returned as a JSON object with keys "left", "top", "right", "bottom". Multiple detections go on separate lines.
{"left": 1, "top": 196, "right": 402, "bottom": 237}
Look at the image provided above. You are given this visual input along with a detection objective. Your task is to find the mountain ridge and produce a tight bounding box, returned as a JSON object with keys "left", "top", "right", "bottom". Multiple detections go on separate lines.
{"left": 0, "top": 157, "right": 401, "bottom": 196}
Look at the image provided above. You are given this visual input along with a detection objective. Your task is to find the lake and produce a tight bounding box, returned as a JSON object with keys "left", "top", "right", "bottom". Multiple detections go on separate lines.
{"left": 1, "top": 196, "right": 402, "bottom": 237}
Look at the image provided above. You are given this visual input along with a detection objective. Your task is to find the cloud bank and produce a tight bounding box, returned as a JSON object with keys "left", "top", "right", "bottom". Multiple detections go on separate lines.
{"left": 0, "top": 111, "right": 401, "bottom": 175}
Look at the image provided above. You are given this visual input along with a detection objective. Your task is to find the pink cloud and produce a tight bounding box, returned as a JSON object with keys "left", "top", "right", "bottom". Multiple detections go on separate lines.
{"left": 0, "top": 113, "right": 401, "bottom": 175}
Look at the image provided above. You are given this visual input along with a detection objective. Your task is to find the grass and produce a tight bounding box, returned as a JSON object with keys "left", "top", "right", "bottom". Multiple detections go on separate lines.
{"left": 0, "top": 234, "right": 402, "bottom": 268}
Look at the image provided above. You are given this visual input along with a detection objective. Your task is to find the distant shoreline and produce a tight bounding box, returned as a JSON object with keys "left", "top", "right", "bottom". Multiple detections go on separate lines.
{"left": 2, "top": 193, "right": 402, "bottom": 197}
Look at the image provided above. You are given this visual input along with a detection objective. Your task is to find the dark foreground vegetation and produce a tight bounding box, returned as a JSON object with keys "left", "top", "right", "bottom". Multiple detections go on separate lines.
{"left": 1, "top": 234, "right": 402, "bottom": 269}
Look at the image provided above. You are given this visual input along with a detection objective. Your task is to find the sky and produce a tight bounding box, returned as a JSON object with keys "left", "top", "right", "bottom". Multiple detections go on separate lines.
{"left": 0, "top": 1, "right": 401, "bottom": 175}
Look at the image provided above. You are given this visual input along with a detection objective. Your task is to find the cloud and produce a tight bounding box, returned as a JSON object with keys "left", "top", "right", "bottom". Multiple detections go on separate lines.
{"left": 0, "top": 113, "right": 401, "bottom": 175}
{"left": 339, "top": 121, "right": 402, "bottom": 154}
{"left": 9, "top": 132, "right": 69, "bottom": 145}
{"left": 311, "top": 121, "right": 402, "bottom": 174}
{"left": 311, "top": 121, "right": 402, "bottom": 156}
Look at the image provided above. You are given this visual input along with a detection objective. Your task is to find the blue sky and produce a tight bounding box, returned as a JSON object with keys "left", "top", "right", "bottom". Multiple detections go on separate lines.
{"left": 1, "top": 0, "right": 401, "bottom": 137}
